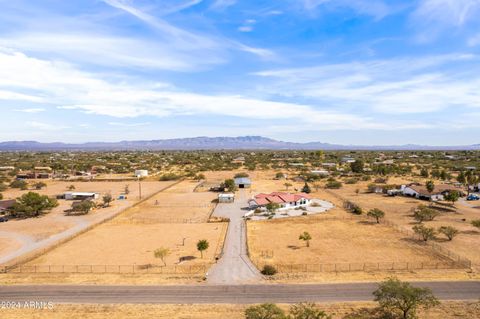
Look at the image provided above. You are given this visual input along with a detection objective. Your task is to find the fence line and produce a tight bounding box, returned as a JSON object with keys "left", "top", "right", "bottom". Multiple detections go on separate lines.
{"left": 253, "top": 260, "right": 469, "bottom": 273}
{"left": 0, "top": 263, "right": 209, "bottom": 275}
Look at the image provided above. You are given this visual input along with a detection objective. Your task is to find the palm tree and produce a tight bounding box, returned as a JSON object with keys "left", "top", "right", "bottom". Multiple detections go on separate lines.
{"left": 197, "top": 239, "right": 209, "bottom": 258}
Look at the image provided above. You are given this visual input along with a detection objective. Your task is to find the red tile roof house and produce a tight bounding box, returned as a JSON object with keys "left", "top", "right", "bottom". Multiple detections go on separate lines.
{"left": 248, "top": 192, "right": 311, "bottom": 211}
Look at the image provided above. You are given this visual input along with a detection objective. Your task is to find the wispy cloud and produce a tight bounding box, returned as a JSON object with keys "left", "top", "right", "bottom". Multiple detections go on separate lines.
{"left": 27, "top": 121, "right": 69, "bottom": 131}
{"left": 14, "top": 107, "right": 46, "bottom": 113}
{"left": 411, "top": 0, "right": 480, "bottom": 41}
{"left": 254, "top": 54, "right": 480, "bottom": 115}
{"left": 238, "top": 19, "right": 256, "bottom": 32}
{"left": 211, "top": 0, "right": 237, "bottom": 10}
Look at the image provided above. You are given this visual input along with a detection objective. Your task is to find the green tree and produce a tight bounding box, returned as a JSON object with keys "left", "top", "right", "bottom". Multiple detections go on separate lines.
{"left": 69, "top": 200, "right": 96, "bottom": 215}
{"left": 266, "top": 202, "right": 281, "bottom": 214}
{"left": 102, "top": 193, "right": 113, "bottom": 207}
{"left": 413, "top": 206, "right": 439, "bottom": 222}
{"left": 438, "top": 226, "right": 459, "bottom": 241}
{"left": 12, "top": 192, "right": 58, "bottom": 218}
{"left": 301, "top": 183, "right": 311, "bottom": 194}
{"left": 420, "top": 168, "right": 429, "bottom": 178}
{"left": 412, "top": 224, "right": 436, "bottom": 242}
{"left": 154, "top": 247, "right": 170, "bottom": 266}
{"left": 275, "top": 172, "right": 285, "bottom": 179}
{"left": 245, "top": 303, "right": 286, "bottom": 319}
{"left": 367, "top": 208, "right": 385, "bottom": 224}
{"left": 373, "top": 277, "right": 439, "bottom": 319}
{"left": 284, "top": 182, "right": 292, "bottom": 191}
{"left": 443, "top": 190, "right": 459, "bottom": 205}
{"left": 289, "top": 303, "right": 332, "bottom": 319}
{"left": 197, "top": 239, "right": 209, "bottom": 258}
{"left": 223, "top": 179, "right": 237, "bottom": 192}
{"left": 350, "top": 160, "right": 364, "bottom": 173}
{"left": 299, "top": 231, "right": 312, "bottom": 247}
{"left": 10, "top": 179, "right": 28, "bottom": 190}
{"left": 33, "top": 182, "right": 47, "bottom": 190}
{"left": 261, "top": 265, "right": 277, "bottom": 276}
{"left": 457, "top": 171, "right": 466, "bottom": 184}
{"left": 425, "top": 180, "right": 435, "bottom": 194}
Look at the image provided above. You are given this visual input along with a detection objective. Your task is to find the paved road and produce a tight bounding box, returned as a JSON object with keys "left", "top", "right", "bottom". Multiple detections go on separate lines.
{"left": 207, "top": 189, "right": 262, "bottom": 284}
{"left": 0, "top": 282, "right": 478, "bottom": 304}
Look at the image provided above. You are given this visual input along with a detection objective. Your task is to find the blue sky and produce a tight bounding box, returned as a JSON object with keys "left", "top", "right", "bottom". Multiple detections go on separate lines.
{"left": 0, "top": 0, "right": 480, "bottom": 145}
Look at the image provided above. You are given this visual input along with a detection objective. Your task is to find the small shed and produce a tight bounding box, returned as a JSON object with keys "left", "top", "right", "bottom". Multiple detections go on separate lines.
{"left": 218, "top": 193, "right": 235, "bottom": 203}
{"left": 135, "top": 170, "right": 149, "bottom": 177}
{"left": 234, "top": 177, "right": 252, "bottom": 189}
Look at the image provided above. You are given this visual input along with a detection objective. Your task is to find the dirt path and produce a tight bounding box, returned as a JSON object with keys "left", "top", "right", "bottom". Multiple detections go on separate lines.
{"left": 207, "top": 190, "right": 262, "bottom": 284}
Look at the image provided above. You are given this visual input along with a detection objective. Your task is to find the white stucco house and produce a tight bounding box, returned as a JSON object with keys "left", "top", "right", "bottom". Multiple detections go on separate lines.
{"left": 248, "top": 192, "right": 311, "bottom": 211}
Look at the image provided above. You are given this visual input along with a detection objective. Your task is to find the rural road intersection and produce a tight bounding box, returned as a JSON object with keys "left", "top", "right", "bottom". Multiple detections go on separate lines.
{"left": 0, "top": 282, "right": 478, "bottom": 304}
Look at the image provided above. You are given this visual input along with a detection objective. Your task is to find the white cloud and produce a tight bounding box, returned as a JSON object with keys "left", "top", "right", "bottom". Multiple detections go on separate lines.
{"left": 0, "top": 48, "right": 381, "bottom": 131}
{"left": 14, "top": 108, "right": 46, "bottom": 113}
{"left": 254, "top": 54, "right": 480, "bottom": 115}
{"left": 108, "top": 122, "right": 151, "bottom": 127}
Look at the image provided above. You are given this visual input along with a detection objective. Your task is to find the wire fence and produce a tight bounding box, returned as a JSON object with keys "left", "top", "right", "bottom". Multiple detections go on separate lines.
{"left": 253, "top": 261, "right": 470, "bottom": 273}
{"left": 0, "top": 264, "right": 209, "bottom": 275}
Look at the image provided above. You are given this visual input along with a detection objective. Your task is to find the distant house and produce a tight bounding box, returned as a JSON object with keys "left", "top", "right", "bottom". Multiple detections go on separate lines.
{"left": 218, "top": 193, "right": 235, "bottom": 203}
{"left": 248, "top": 192, "right": 311, "bottom": 210}
{"left": 321, "top": 163, "right": 337, "bottom": 168}
{"left": 0, "top": 166, "right": 15, "bottom": 171}
{"left": 62, "top": 192, "right": 99, "bottom": 201}
{"left": 231, "top": 156, "right": 245, "bottom": 165}
{"left": 402, "top": 184, "right": 464, "bottom": 201}
{"left": 341, "top": 157, "right": 356, "bottom": 164}
{"left": 310, "top": 170, "right": 329, "bottom": 177}
{"left": 234, "top": 177, "right": 251, "bottom": 189}
{"left": 0, "top": 199, "right": 16, "bottom": 213}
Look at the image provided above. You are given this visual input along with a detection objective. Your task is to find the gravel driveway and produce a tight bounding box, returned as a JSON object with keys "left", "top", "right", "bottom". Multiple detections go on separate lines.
{"left": 207, "top": 190, "right": 262, "bottom": 284}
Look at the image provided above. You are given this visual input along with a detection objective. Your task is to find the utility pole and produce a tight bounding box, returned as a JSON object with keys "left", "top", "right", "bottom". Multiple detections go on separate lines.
{"left": 138, "top": 176, "right": 142, "bottom": 200}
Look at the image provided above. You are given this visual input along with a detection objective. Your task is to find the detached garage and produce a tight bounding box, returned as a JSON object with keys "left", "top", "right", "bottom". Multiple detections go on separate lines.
{"left": 234, "top": 177, "right": 252, "bottom": 189}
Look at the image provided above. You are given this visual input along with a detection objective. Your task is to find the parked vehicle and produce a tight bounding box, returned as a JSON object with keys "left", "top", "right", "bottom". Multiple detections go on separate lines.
{"left": 466, "top": 194, "right": 480, "bottom": 201}
{"left": 0, "top": 216, "right": 8, "bottom": 222}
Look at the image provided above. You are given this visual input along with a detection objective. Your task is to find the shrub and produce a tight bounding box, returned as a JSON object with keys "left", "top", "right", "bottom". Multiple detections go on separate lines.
{"left": 10, "top": 179, "right": 28, "bottom": 190}
{"left": 159, "top": 173, "right": 181, "bottom": 181}
{"left": 234, "top": 172, "right": 249, "bottom": 178}
{"left": 261, "top": 265, "right": 277, "bottom": 276}
{"left": 245, "top": 303, "right": 285, "bottom": 319}
{"left": 345, "top": 178, "right": 358, "bottom": 184}
{"left": 325, "top": 181, "right": 342, "bottom": 189}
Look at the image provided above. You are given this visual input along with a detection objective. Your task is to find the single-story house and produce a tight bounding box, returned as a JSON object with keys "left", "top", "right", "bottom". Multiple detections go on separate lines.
{"left": 402, "top": 184, "right": 464, "bottom": 201}
{"left": 248, "top": 192, "right": 311, "bottom": 211}
{"left": 231, "top": 156, "right": 245, "bottom": 164}
{"left": 134, "top": 170, "right": 149, "bottom": 177}
{"left": 234, "top": 177, "right": 252, "bottom": 189}
{"left": 341, "top": 157, "right": 356, "bottom": 164}
{"left": 218, "top": 193, "right": 235, "bottom": 203}
{"left": 0, "top": 166, "right": 15, "bottom": 171}
{"left": 62, "top": 192, "right": 99, "bottom": 201}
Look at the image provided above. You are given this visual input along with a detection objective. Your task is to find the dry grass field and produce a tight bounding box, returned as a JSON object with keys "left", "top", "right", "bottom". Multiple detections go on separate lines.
{"left": 327, "top": 179, "right": 480, "bottom": 268}
{"left": 1, "top": 180, "right": 227, "bottom": 284}
{"left": 116, "top": 181, "right": 217, "bottom": 223}
{"left": 0, "top": 301, "right": 478, "bottom": 319}
{"left": 0, "top": 181, "right": 174, "bottom": 265}
{"left": 26, "top": 222, "right": 226, "bottom": 266}
{"left": 248, "top": 218, "right": 450, "bottom": 267}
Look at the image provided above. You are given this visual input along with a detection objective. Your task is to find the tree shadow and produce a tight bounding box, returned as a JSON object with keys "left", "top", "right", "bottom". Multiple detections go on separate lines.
{"left": 178, "top": 256, "right": 196, "bottom": 264}
{"left": 287, "top": 245, "right": 300, "bottom": 250}
{"left": 461, "top": 230, "right": 480, "bottom": 235}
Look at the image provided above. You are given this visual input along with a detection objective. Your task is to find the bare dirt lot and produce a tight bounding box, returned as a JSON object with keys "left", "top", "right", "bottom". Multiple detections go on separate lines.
{"left": 0, "top": 301, "right": 478, "bottom": 319}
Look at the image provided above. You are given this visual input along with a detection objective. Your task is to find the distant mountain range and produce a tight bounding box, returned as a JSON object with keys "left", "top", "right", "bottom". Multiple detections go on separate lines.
{"left": 0, "top": 136, "right": 479, "bottom": 151}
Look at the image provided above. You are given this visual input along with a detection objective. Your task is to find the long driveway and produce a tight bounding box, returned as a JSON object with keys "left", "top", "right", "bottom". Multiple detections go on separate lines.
{"left": 0, "top": 282, "right": 478, "bottom": 304}
{"left": 207, "top": 189, "right": 262, "bottom": 284}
